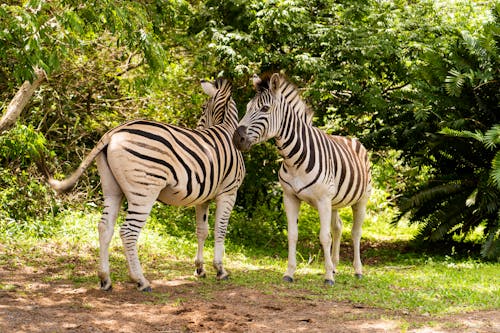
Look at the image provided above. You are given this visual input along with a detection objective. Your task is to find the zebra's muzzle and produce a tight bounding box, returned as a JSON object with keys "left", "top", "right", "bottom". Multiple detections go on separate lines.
{"left": 233, "top": 126, "right": 251, "bottom": 151}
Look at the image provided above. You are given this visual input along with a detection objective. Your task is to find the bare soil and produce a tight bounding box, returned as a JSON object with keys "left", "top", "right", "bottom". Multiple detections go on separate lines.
{"left": 1, "top": 264, "right": 499, "bottom": 333}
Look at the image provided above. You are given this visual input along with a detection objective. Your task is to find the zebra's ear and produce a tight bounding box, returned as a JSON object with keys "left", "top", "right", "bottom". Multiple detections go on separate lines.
{"left": 252, "top": 74, "right": 262, "bottom": 90}
{"left": 269, "top": 73, "right": 281, "bottom": 94}
{"left": 200, "top": 80, "right": 217, "bottom": 97}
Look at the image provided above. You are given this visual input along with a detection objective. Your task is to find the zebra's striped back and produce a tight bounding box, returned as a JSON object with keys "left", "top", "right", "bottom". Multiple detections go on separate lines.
{"left": 233, "top": 73, "right": 371, "bottom": 284}
{"left": 109, "top": 118, "right": 244, "bottom": 207}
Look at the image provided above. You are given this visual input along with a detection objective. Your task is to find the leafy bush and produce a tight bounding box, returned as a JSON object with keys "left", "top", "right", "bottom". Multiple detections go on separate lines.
{"left": 0, "top": 124, "right": 60, "bottom": 222}
{"left": 393, "top": 7, "right": 500, "bottom": 260}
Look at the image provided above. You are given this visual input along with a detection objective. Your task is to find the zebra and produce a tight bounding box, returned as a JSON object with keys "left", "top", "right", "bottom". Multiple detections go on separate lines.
{"left": 233, "top": 73, "right": 372, "bottom": 285}
{"left": 42, "top": 78, "right": 245, "bottom": 291}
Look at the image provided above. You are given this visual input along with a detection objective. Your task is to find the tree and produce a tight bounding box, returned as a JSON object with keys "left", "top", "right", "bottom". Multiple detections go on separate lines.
{"left": 0, "top": 68, "right": 46, "bottom": 133}
{"left": 0, "top": 0, "right": 200, "bottom": 221}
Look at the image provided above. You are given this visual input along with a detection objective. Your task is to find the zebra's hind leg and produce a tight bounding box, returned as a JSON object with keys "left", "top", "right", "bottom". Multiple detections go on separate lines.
{"left": 331, "top": 210, "right": 343, "bottom": 276}
{"left": 120, "top": 199, "right": 156, "bottom": 292}
{"left": 194, "top": 202, "right": 210, "bottom": 278}
{"left": 96, "top": 153, "right": 123, "bottom": 291}
{"left": 351, "top": 198, "right": 368, "bottom": 279}
{"left": 318, "top": 200, "right": 335, "bottom": 286}
{"left": 98, "top": 194, "right": 122, "bottom": 291}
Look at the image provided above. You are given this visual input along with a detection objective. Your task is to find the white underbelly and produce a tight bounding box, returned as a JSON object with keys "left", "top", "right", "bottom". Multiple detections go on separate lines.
{"left": 157, "top": 185, "right": 215, "bottom": 207}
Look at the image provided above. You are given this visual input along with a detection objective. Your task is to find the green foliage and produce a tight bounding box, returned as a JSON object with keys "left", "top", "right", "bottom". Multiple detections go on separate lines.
{"left": 0, "top": 124, "right": 58, "bottom": 222}
{"left": 0, "top": 0, "right": 207, "bottom": 225}
{"left": 0, "top": 123, "right": 50, "bottom": 166}
{"left": 436, "top": 124, "right": 500, "bottom": 259}
{"left": 149, "top": 203, "right": 196, "bottom": 239}
{"left": 229, "top": 196, "right": 287, "bottom": 253}
{"left": 391, "top": 4, "right": 500, "bottom": 260}
{"left": 0, "top": 0, "right": 171, "bottom": 83}
{"left": 0, "top": 167, "right": 59, "bottom": 224}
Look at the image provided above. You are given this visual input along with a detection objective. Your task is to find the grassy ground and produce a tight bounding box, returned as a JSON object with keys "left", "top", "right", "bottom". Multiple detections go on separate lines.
{"left": 1, "top": 206, "right": 498, "bottom": 318}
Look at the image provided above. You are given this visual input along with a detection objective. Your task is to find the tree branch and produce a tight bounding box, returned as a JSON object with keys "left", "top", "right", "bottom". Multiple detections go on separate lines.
{"left": 0, "top": 68, "right": 46, "bottom": 133}
{"left": 383, "top": 82, "right": 410, "bottom": 95}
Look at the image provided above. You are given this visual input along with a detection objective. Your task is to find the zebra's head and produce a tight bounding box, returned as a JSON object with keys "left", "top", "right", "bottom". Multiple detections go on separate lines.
{"left": 197, "top": 78, "right": 236, "bottom": 129}
{"left": 233, "top": 73, "right": 287, "bottom": 151}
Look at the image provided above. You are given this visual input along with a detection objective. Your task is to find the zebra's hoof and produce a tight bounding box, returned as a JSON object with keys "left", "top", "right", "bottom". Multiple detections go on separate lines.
{"left": 137, "top": 282, "right": 152, "bottom": 292}
{"left": 355, "top": 273, "right": 363, "bottom": 279}
{"left": 324, "top": 279, "right": 335, "bottom": 286}
{"left": 216, "top": 271, "right": 229, "bottom": 281}
{"left": 283, "top": 275, "right": 294, "bottom": 283}
{"left": 100, "top": 280, "right": 112, "bottom": 291}
{"left": 195, "top": 268, "right": 207, "bottom": 278}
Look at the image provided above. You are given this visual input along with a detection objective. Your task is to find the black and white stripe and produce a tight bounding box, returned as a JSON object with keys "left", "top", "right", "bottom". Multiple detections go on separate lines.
{"left": 233, "top": 73, "right": 371, "bottom": 285}
{"left": 46, "top": 79, "right": 245, "bottom": 291}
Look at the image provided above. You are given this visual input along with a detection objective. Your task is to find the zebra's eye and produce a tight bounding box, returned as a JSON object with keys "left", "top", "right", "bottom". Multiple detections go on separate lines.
{"left": 260, "top": 105, "right": 270, "bottom": 113}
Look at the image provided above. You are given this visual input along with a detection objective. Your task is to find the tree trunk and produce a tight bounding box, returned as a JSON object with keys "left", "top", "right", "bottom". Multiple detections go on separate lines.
{"left": 0, "top": 68, "right": 46, "bottom": 133}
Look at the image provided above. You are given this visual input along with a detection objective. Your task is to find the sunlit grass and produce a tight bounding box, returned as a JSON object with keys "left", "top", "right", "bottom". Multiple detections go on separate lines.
{"left": 295, "top": 187, "right": 419, "bottom": 245}
{"left": 1, "top": 208, "right": 498, "bottom": 317}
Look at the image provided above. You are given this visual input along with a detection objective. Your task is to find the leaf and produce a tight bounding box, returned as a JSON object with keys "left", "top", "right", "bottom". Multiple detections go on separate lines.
{"left": 398, "top": 182, "right": 465, "bottom": 213}
{"left": 439, "top": 127, "right": 485, "bottom": 143}
{"left": 445, "top": 69, "right": 465, "bottom": 97}
{"left": 480, "top": 217, "right": 500, "bottom": 260}
{"left": 484, "top": 124, "right": 500, "bottom": 149}
{"left": 491, "top": 151, "right": 500, "bottom": 189}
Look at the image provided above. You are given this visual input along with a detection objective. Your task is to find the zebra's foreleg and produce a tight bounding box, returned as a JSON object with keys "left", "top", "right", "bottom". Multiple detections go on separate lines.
{"left": 98, "top": 194, "right": 122, "bottom": 291}
{"left": 318, "top": 201, "right": 335, "bottom": 285}
{"left": 351, "top": 199, "right": 368, "bottom": 279}
{"left": 283, "top": 192, "right": 301, "bottom": 283}
{"left": 194, "top": 202, "right": 210, "bottom": 278}
{"left": 212, "top": 195, "right": 235, "bottom": 280}
{"left": 120, "top": 201, "right": 155, "bottom": 292}
{"left": 331, "top": 209, "right": 343, "bottom": 275}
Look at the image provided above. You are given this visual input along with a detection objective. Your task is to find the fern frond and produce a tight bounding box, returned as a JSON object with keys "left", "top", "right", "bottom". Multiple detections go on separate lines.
{"left": 480, "top": 215, "right": 500, "bottom": 260}
{"left": 439, "top": 127, "right": 485, "bottom": 143}
{"left": 490, "top": 151, "right": 500, "bottom": 189}
{"left": 461, "top": 30, "right": 490, "bottom": 63}
{"left": 484, "top": 124, "right": 500, "bottom": 149}
{"left": 398, "top": 182, "right": 465, "bottom": 213}
{"left": 429, "top": 199, "right": 473, "bottom": 241}
{"left": 445, "top": 68, "right": 465, "bottom": 97}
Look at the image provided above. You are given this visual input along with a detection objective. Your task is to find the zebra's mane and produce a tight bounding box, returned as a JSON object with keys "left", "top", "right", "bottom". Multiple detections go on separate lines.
{"left": 214, "top": 77, "right": 238, "bottom": 129}
{"left": 256, "top": 73, "right": 314, "bottom": 124}
{"left": 214, "top": 77, "right": 231, "bottom": 92}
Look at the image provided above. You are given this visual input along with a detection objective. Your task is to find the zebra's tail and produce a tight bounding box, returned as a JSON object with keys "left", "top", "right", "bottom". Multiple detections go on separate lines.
{"left": 37, "top": 131, "right": 113, "bottom": 194}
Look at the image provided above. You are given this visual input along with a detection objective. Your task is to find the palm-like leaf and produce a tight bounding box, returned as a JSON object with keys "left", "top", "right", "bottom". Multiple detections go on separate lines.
{"left": 445, "top": 69, "right": 465, "bottom": 97}
{"left": 491, "top": 152, "right": 500, "bottom": 189}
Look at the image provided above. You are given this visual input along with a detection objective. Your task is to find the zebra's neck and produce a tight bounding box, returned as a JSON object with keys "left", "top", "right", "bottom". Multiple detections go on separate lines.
{"left": 205, "top": 101, "right": 238, "bottom": 133}
{"left": 223, "top": 100, "right": 239, "bottom": 131}
{"left": 275, "top": 104, "right": 315, "bottom": 169}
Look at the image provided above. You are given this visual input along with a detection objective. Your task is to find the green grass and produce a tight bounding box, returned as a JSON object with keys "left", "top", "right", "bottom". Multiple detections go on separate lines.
{"left": 1, "top": 208, "right": 499, "bottom": 317}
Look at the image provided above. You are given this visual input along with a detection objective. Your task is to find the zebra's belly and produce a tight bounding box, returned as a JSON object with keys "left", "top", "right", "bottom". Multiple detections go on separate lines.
{"left": 280, "top": 174, "right": 331, "bottom": 204}
{"left": 157, "top": 185, "right": 216, "bottom": 207}
{"left": 280, "top": 173, "right": 363, "bottom": 209}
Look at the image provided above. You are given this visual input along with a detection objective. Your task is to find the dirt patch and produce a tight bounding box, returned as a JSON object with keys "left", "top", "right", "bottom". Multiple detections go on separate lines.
{"left": 1, "top": 266, "right": 498, "bottom": 333}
